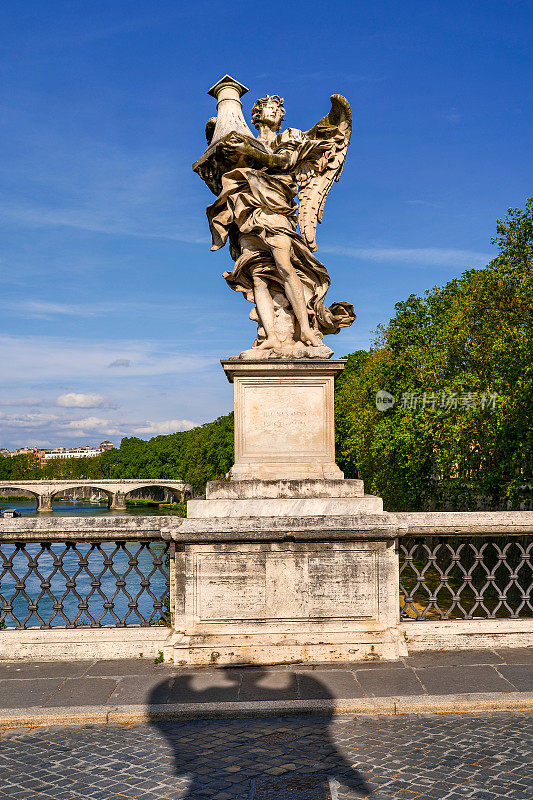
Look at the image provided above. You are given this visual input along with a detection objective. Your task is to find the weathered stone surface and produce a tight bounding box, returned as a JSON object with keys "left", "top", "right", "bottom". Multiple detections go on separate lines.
{"left": 206, "top": 478, "right": 364, "bottom": 499}
{"left": 0, "top": 514, "right": 181, "bottom": 540}
{"left": 393, "top": 510, "right": 533, "bottom": 534}
{"left": 0, "top": 628, "right": 173, "bottom": 662}
{"left": 401, "top": 619, "right": 533, "bottom": 652}
{"left": 169, "top": 512, "right": 396, "bottom": 541}
{"left": 187, "top": 495, "right": 383, "bottom": 518}
{"left": 223, "top": 359, "right": 345, "bottom": 481}
{"left": 172, "top": 536, "right": 402, "bottom": 665}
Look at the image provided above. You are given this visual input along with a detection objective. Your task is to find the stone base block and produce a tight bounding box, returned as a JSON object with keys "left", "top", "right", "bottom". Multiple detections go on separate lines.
{"left": 188, "top": 478, "right": 381, "bottom": 519}
{"left": 171, "top": 630, "right": 405, "bottom": 666}
{"left": 0, "top": 627, "right": 173, "bottom": 662}
{"left": 172, "top": 536, "right": 401, "bottom": 666}
{"left": 206, "top": 478, "right": 365, "bottom": 499}
{"left": 187, "top": 495, "right": 383, "bottom": 518}
{"left": 230, "top": 462, "right": 343, "bottom": 480}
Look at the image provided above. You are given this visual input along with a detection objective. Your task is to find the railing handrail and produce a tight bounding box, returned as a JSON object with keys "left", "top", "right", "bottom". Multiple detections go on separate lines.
{"left": 393, "top": 511, "right": 533, "bottom": 536}
{"left": 0, "top": 479, "right": 192, "bottom": 486}
{"left": 2, "top": 511, "right": 533, "bottom": 541}
{"left": 0, "top": 516, "right": 181, "bottom": 541}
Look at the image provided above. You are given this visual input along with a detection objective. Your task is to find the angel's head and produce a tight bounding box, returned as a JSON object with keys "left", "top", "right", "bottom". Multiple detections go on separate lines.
{"left": 251, "top": 95, "right": 285, "bottom": 132}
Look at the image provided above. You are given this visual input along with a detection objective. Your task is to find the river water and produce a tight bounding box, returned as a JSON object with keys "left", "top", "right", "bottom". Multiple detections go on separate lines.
{"left": 0, "top": 500, "right": 180, "bottom": 517}
{"left": 0, "top": 501, "right": 176, "bottom": 628}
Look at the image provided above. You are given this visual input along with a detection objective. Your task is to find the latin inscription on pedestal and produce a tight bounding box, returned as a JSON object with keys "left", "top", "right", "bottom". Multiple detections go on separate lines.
{"left": 243, "top": 382, "right": 326, "bottom": 457}
{"left": 223, "top": 361, "right": 345, "bottom": 480}
{"left": 192, "top": 545, "right": 379, "bottom": 623}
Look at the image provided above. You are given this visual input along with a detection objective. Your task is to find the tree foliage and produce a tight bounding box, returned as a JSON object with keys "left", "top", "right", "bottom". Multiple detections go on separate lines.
{"left": 335, "top": 199, "right": 533, "bottom": 510}
{"left": 98, "top": 413, "right": 234, "bottom": 492}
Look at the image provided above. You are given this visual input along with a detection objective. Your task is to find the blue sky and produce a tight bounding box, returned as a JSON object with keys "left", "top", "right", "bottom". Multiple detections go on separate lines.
{"left": 0, "top": 0, "right": 531, "bottom": 449}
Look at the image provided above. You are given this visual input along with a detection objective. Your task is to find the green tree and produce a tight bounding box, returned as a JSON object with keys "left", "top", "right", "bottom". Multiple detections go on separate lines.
{"left": 100, "top": 413, "right": 234, "bottom": 492}
{"left": 0, "top": 453, "right": 41, "bottom": 481}
{"left": 335, "top": 199, "right": 533, "bottom": 510}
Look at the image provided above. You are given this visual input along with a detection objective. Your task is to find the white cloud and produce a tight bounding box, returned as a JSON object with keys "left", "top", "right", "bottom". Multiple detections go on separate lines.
{"left": 0, "top": 408, "right": 195, "bottom": 443}
{"left": 57, "top": 392, "right": 110, "bottom": 408}
{"left": 322, "top": 245, "right": 493, "bottom": 268}
{"left": 63, "top": 416, "right": 108, "bottom": 428}
{"left": 0, "top": 397, "right": 42, "bottom": 407}
{"left": 59, "top": 416, "right": 197, "bottom": 437}
{"left": 0, "top": 412, "right": 59, "bottom": 428}
{"left": 0, "top": 200, "right": 208, "bottom": 244}
{"left": 133, "top": 419, "right": 196, "bottom": 435}
{"left": 1, "top": 299, "right": 206, "bottom": 320}
{"left": 5, "top": 300, "right": 117, "bottom": 318}
{"left": 61, "top": 417, "right": 123, "bottom": 436}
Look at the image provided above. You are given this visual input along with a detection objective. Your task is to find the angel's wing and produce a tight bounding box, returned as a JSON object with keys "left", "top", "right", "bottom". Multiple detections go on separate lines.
{"left": 296, "top": 95, "right": 352, "bottom": 252}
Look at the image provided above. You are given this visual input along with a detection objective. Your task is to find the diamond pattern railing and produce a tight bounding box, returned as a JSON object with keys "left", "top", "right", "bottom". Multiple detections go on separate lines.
{"left": 0, "top": 540, "right": 170, "bottom": 629}
{"left": 399, "top": 535, "right": 533, "bottom": 620}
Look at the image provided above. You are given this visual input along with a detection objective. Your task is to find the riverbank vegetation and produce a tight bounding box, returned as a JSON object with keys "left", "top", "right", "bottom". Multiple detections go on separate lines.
{"left": 1, "top": 201, "right": 531, "bottom": 510}
{"left": 335, "top": 199, "right": 532, "bottom": 510}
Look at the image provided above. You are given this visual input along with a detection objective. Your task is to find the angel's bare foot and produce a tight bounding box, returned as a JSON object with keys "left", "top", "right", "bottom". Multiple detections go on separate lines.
{"left": 255, "top": 335, "right": 282, "bottom": 351}
{"left": 301, "top": 329, "right": 321, "bottom": 347}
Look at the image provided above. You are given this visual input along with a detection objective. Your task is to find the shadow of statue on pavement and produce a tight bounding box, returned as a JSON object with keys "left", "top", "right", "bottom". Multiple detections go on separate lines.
{"left": 148, "top": 666, "right": 371, "bottom": 798}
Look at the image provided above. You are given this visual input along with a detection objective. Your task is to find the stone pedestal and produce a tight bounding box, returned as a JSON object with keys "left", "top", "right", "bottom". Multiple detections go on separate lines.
{"left": 167, "top": 357, "right": 403, "bottom": 667}
{"left": 169, "top": 479, "right": 403, "bottom": 666}
{"left": 222, "top": 359, "right": 345, "bottom": 481}
{"left": 171, "top": 535, "right": 400, "bottom": 666}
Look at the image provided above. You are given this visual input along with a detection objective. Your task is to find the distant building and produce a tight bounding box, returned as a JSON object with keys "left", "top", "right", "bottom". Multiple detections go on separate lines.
{"left": 7, "top": 447, "right": 45, "bottom": 465}
{"left": 3, "top": 442, "right": 114, "bottom": 464}
{"left": 99, "top": 440, "right": 114, "bottom": 451}
{"left": 43, "top": 442, "right": 115, "bottom": 462}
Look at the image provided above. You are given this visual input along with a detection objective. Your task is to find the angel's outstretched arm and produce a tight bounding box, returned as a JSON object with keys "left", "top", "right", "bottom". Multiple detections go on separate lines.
{"left": 220, "top": 138, "right": 291, "bottom": 170}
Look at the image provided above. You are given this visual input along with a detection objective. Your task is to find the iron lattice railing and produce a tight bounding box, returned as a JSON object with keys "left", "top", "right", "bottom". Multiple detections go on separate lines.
{"left": 0, "top": 539, "right": 170, "bottom": 629}
{"left": 399, "top": 535, "right": 533, "bottom": 620}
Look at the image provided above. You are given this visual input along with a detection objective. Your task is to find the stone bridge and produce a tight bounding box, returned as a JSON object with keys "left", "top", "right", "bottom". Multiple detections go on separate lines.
{"left": 0, "top": 479, "right": 193, "bottom": 512}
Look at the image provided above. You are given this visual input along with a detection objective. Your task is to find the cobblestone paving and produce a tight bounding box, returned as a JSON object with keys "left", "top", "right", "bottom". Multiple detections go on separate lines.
{"left": 0, "top": 713, "right": 531, "bottom": 800}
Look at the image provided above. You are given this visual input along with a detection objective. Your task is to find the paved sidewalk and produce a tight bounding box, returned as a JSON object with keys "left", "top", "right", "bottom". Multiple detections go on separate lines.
{"left": 0, "top": 648, "right": 531, "bottom": 728}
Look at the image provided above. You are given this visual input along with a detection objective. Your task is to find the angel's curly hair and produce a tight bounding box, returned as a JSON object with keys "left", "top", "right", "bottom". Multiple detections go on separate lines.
{"left": 251, "top": 94, "right": 286, "bottom": 132}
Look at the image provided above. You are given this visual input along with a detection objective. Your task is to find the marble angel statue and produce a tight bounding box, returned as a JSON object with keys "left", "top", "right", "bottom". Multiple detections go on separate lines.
{"left": 193, "top": 76, "right": 356, "bottom": 359}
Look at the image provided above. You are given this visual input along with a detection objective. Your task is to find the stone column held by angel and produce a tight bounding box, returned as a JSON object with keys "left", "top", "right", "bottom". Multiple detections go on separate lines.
{"left": 192, "top": 75, "right": 356, "bottom": 360}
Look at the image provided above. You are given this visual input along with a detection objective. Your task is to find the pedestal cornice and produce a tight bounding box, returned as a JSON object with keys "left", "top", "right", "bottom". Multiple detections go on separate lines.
{"left": 221, "top": 358, "right": 347, "bottom": 383}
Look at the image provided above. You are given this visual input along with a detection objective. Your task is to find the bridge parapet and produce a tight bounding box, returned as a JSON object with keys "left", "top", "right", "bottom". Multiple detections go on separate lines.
{"left": 0, "top": 512, "right": 531, "bottom": 663}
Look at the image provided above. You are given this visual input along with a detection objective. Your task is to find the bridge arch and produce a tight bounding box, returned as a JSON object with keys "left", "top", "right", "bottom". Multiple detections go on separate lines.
{"left": 49, "top": 485, "right": 114, "bottom": 506}
{"left": 123, "top": 483, "right": 191, "bottom": 504}
{"left": 0, "top": 486, "right": 39, "bottom": 505}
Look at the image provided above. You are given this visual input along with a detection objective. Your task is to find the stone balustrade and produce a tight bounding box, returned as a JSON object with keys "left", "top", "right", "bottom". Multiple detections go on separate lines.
{"left": 0, "top": 510, "right": 531, "bottom": 663}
